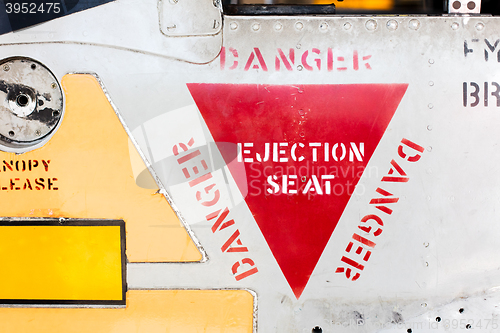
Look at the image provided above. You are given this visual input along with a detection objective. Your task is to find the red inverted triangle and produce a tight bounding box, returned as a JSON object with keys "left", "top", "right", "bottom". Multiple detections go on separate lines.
{"left": 188, "top": 84, "right": 408, "bottom": 298}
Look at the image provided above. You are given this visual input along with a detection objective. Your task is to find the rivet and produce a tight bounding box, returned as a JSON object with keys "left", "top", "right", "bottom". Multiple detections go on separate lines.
{"left": 427, "top": 125, "right": 433, "bottom": 131}
{"left": 427, "top": 146, "right": 432, "bottom": 152}
{"left": 35, "top": 130, "right": 41, "bottom": 137}
{"left": 451, "top": 22, "right": 459, "bottom": 30}
{"left": 295, "top": 22, "right": 304, "bottom": 30}
{"left": 230, "top": 22, "right": 238, "bottom": 30}
{"left": 169, "top": 0, "right": 178, "bottom": 4}
{"left": 386, "top": 19, "right": 398, "bottom": 31}
{"left": 51, "top": 83, "right": 57, "bottom": 89}
{"left": 274, "top": 22, "right": 283, "bottom": 31}
{"left": 408, "top": 19, "right": 420, "bottom": 30}
{"left": 82, "top": 31, "right": 88, "bottom": 37}
{"left": 343, "top": 22, "right": 352, "bottom": 30}
{"left": 297, "top": 65, "right": 303, "bottom": 71}
{"left": 428, "top": 103, "right": 434, "bottom": 109}
{"left": 252, "top": 23, "right": 260, "bottom": 31}
{"left": 320, "top": 22, "right": 328, "bottom": 31}
{"left": 296, "top": 44, "right": 301, "bottom": 49}
{"left": 476, "top": 22, "right": 485, "bottom": 31}
{"left": 422, "top": 303, "right": 427, "bottom": 307}
{"left": 428, "top": 59, "right": 435, "bottom": 64}
{"left": 365, "top": 19, "right": 377, "bottom": 31}
{"left": 425, "top": 262, "right": 429, "bottom": 267}
{"left": 424, "top": 242, "right": 429, "bottom": 247}
{"left": 2, "top": 64, "right": 9, "bottom": 71}
{"left": 429, "top": 81, "right": 434, "bottom": 86}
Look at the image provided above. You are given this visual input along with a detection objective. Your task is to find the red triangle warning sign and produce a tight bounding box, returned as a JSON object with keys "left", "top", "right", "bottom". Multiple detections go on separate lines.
{"left": 188, "top": 84, "right": 408, "bottom": 298}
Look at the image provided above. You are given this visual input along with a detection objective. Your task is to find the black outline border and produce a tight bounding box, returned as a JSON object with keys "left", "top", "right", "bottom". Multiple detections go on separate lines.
{"left": 0, "top": 219, "right": 126, "bottom": 306}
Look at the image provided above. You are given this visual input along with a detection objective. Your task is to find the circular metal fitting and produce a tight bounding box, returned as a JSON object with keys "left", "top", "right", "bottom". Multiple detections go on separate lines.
{"left": 0, "top": 57, "right": 63, "bottom": 152}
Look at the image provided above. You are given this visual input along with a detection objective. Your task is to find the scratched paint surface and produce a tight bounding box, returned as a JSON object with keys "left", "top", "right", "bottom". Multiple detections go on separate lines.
{"left": 0, "top": 224, "right": 124, "bottom": 302}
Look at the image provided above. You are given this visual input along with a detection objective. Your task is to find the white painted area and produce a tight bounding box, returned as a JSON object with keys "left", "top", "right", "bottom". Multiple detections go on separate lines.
{"left": 142, "top": 104, "right": 206, "bottom": 163}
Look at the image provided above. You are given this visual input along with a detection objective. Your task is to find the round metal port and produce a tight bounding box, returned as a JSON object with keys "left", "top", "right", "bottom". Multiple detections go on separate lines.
{"left": 0, "top": 57, "right": 64, "bottom": 153}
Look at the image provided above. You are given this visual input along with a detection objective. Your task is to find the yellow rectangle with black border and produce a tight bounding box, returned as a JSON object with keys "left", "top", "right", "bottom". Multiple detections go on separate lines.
{"left": 0, "top": 220, "right": 126, "bottom": 306}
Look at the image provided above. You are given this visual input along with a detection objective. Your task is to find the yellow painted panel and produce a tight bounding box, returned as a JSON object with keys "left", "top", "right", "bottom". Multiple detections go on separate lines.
{"left": 0, "top": 223, "right": 124, "bottom": 302}
{"left": 0, "top": 290, "right": 253, "bottom": 333}
{"left": 315, "top": 0, "right": 394, "bottom": 10}
{"left": 0, "top": 74, "right": 201, "bottom": 262}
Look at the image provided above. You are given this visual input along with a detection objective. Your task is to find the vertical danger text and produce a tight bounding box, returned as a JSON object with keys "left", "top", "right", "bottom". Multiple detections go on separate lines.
{"left": 336, "top": 138, "right": 425, "bottom": 281}
{"left": 173, "top": 138, "right": 258, "bottom": 281}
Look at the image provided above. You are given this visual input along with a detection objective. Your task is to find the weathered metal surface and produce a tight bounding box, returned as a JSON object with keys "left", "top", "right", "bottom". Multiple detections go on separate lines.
{"left": 1, "top": 1, "right": 500, "bottom": 332}
{"left": 0, "top": 219, "right": 126, "bottom": 306}
{"left": 0, "top": 57, "right": 63, "bottom": 152}
{"left": 449, "top": 0, "right": 481, "bottom": 14}
{"left": 159, "top": 0, "right": 222, "bottom": 36}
